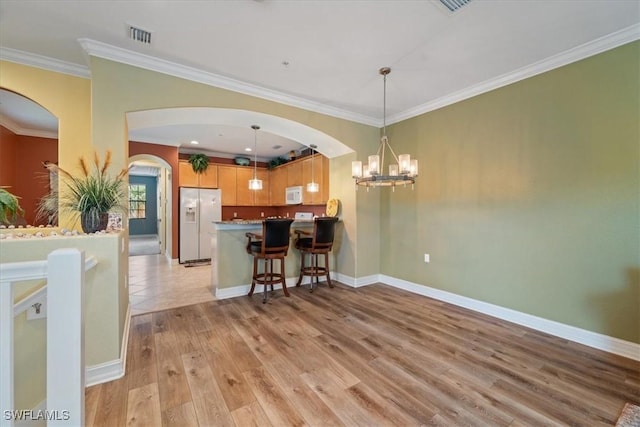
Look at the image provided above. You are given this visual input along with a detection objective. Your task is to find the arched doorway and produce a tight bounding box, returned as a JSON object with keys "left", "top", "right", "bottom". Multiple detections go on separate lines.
{"left": 129, "top": 154, "right": 173, "bottom": 258}
{"left": 0, "top": 88, "right": 59, "bottom": 226}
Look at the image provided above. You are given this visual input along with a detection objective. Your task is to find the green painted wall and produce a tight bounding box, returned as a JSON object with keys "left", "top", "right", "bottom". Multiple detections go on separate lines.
{"left": 381, "top": 41, "right": 640, "bottom": 343}
{"left": 88, "top": 57, "right": 380, "bottom": 282}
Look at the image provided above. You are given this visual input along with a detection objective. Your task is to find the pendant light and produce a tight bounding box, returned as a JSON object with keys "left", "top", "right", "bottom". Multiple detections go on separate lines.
{"left": 352, "top": 67, "right": 417, "bottom": 190}
{"left": 248, "top": 125, "right": 263, "bottom": 190}
{"left": 306, "top": 144, "right": 319, "bottom": 193}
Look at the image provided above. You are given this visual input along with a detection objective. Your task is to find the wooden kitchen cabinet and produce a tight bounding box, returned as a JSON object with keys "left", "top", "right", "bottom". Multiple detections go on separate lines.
{"left": 286, "top": 161, "right": 303, "bottom": 187}
{"left": 254, "top": 169, "right": 270, "bottom": 206}
{"left": 302, "top": 154, "right": 329, "bottom": 204}
{"left": 270, "top": 166, "right": 287, "bottom": 206}
{"left": 235, "top": 167, "right": 254, "bottom": 206}
{"left": 178, "top": 160, "right": 217, "bottom": 188}
{"left": 199, "top": 166, "right": 218, "bottom": 188}
{"left": 178, "top": 161, "right": 199, "bottom": 187}
{"left": 218, "top": 165, "right": 237, "bottom": 206}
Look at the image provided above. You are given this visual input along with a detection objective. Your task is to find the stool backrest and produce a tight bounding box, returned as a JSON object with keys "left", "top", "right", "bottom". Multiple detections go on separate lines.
{"left": 313, "top": 217, "right": 339, "bottom": 248}
{"left": 262, "top": 218, "right": 294, "bottom": 253}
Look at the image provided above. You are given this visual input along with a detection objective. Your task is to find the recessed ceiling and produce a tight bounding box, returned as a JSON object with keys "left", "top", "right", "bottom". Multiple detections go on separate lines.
{"left": 0, "top": 0, "right": 638, "bottom": 156}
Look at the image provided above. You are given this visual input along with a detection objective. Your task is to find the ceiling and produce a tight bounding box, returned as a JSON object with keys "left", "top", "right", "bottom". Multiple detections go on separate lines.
{"left": 0, "top": 0, "right": 638, "bottom": 159}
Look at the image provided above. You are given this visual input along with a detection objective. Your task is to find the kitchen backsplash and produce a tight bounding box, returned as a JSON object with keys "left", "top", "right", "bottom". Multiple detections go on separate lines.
{"left": 221, "top": 205, "right": 327, "bottom": 221}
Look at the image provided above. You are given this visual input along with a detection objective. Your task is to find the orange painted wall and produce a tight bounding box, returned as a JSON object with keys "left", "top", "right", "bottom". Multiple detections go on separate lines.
{"left": 15, "top": 135, "right": 58, "bottom": 225}
{"left": 0, "top": 125, "right": 57, "bottom": 225}
{"left": 129, "top": 140, "right": 179, "bottom": 258}
{"left": 0, "top": 125, "right": 18, "bottom": 189}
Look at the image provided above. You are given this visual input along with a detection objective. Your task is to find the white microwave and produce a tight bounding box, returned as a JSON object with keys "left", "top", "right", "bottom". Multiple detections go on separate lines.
{"left": 286, "top": 186, "right": 303, "bottom": 205}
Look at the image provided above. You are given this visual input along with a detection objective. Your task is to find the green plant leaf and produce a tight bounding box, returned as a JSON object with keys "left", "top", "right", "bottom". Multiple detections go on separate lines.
{"left": 188, "top": 153, "right": 209, "bottom": 174}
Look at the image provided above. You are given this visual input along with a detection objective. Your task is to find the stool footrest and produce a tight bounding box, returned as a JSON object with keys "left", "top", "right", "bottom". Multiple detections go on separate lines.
{"left": 254, "top": 272, "right": 285, "bottom": 285}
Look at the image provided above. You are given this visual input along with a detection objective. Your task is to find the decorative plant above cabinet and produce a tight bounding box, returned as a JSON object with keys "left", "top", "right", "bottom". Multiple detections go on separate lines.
{"left": 189, "top": 153, "right": 210, "bottom": 174}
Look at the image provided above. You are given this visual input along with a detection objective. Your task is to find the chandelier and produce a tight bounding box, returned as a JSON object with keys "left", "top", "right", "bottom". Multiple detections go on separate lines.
{"left": 352, "top": 67, "right": 418, "bottom": 190}
{"left": 248, "top": 124, "right": 263, "bottom": 190}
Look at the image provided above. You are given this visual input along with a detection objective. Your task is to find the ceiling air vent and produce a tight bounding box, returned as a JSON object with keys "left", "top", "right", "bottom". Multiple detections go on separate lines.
{"left": 440, "top": 0, "right": 471, "bottom": 12}
{"left": 128, "top": 25, "right": 152, "bottom": 45}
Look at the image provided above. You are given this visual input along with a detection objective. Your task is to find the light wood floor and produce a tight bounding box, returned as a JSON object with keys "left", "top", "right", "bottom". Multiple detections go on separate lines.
{"left": 87, "top": 282, "right": 640, "bottom": 426}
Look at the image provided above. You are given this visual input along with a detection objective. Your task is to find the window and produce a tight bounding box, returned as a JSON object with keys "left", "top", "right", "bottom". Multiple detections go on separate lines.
{"left": 129, "top": 184, "right": 146, "bottom": 219}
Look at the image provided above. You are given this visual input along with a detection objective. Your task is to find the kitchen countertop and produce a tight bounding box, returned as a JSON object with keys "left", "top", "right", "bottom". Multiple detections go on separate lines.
{"left": 213, "top": 218, "right": 334, "bottom": 231}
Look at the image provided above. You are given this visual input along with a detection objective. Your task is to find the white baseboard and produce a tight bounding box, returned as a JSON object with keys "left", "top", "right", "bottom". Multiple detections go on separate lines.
{"left": 216, "top": 276, "right": 325, "bottom": 300}
{"left": 85, "top": 304, "right": 131, "bottom": 387}
{"left": 334, "top": 272, "right": 379, "bottom": 288}
{"left": 214, "top": 271, "right": 639, "bottom": 361}
{"left": 216, "top": 284, "right": 252, "bottom": 300}
{"left": 378, "top": 274, "right": 640, "bottom": 362}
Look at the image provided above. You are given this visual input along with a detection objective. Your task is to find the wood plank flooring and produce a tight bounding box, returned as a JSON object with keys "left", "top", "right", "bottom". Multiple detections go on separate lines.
{"left": 86, "top": 282, "right": 640, "bottom": 426}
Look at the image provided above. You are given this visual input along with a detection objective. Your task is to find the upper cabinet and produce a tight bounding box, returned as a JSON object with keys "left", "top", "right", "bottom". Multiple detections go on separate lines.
{"left": 254, "top": 169, "right": 270, "bottom": 206}
{"left": 178, "top": 155, "right": 329, "bottom": 207}
{"left": 199, "top": 166, "right": 218, "bottom": 188}
{"left": 178, "top": 161, "right": 199, "bottom": 187}
{"left": 286, "top": 161, "right": 302, "bottom": 188}
{"left": 270, "top": 167, "right": 287, "bottom": 206}
{"left": 178, "top": 160, "right": 218, "bottom": 188}
{"left": 270, "top": 154, "right": 330, "bottom": 206}
{"left": 217, "top": 165, "right": 237, "bottom": 206}
{"left": 302, "top": 154, "right": 329, "bottom": 205}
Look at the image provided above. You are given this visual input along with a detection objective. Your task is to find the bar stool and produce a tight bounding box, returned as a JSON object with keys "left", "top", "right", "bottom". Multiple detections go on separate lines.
{"left": 294, "top": 217, "right": 339, "bottom": 291}
{"left": 245, "top": 218, "right": 294, "bottom": 303}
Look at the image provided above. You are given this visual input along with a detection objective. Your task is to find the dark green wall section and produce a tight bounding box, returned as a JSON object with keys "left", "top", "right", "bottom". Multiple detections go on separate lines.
{"left": 381, "top": 41, "right": 639, "bottom": 343}
{"left": 129, "top": 175, "right": 158, "bottom": 236}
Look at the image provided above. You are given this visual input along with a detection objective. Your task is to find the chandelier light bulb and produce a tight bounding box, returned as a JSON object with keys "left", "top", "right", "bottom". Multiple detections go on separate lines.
{"left": 352, "top": 67, "right": 417, "bottom": 189}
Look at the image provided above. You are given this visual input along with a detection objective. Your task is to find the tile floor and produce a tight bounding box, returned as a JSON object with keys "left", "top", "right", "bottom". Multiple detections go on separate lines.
{"left": 128, "top": 234, "right": 161, "bottom": 256}
{"left": 128, "top": 254, "right": 215, "bottom": 316}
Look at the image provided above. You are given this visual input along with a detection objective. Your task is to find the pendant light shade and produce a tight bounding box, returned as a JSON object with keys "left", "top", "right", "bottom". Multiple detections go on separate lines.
{"left": 306, "top": 144, "right": 319, "bottom": 193}
{"left": 249, "top": 125, "right": 263, "bottom": 190}
{"left": 352, "top": 67, "right": 417, "bottom": 189}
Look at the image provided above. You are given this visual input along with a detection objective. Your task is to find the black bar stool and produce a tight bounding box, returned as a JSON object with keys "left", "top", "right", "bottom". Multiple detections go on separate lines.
{"left": 294, "top": 217, "right": 339, "bottom": 291}
{"left": 245, "top": 218, "right": 294, "bottom": 303}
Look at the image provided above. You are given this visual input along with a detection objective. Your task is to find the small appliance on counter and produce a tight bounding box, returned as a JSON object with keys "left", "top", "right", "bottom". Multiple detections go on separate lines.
{"left": 294, "top": 212, "right": 313, "bottom": 220}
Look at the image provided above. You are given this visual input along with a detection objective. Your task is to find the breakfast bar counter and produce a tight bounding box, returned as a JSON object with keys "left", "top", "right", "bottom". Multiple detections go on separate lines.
{"left": 211, "top": 219, "right": 330, "bottom": 299}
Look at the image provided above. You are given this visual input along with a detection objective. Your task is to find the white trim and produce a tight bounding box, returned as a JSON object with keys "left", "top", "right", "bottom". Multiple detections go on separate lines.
{"left": 216, "top": 284, "right": 252, "bottom": 300}
{"left": 387, "top": 23, "right": 640, "bottom": 124}
{"left": 3, "top": 25, "right": 637, "bottom": 127}
{"left": 13, "top": 286, "right": 46, "bottom": 317}
{"left": 334, "top": 272, "right": 380, "bottom": 288}
{"left": 215, "top": 276, "right": 317, "bottom": 300}
{"left": 378, "top": 274, "right": 640, "bottom": 362}
{"left": 78, "top": 39, "right": 378, "bottom": 127}
{"left": 85, "top": 304, "right": 131, "bottom": 387}
{"left": 0, "top": 47, "right": 90, "bottom": 79}
{"left": 0, "top": 115, "right": 58, "bottom": 140}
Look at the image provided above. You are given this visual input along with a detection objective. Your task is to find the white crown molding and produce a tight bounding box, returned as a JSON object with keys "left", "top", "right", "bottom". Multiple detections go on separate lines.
{"left": 387, "top": 23, "right": 640, "bottom": 125}
{"left": 3, "top": 23, "right": 637, "bottom": 129}
{"left": 0, "top": 116, "right": 58, "bottom": 139}
{"left": 0, "top": 47, "right": 90, "bottom": 79}
{"left": 77, "top": 38, "right": 379, "bottom": 127}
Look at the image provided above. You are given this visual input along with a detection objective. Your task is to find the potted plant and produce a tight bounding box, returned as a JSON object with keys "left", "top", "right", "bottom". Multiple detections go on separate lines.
{"left": 188, "top": 153, "right": 209, "bottom": 174}
{"left": 0, "top": 187, "right": 24, "bottom": 225}
{"left": 38, "top": 150, "right": 128, "bottom": 233}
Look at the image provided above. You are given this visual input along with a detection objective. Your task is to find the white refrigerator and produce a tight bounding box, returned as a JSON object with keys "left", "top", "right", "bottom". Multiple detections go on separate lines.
{"left": 179, "top": 187, "right": 222, "bottom": 263}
